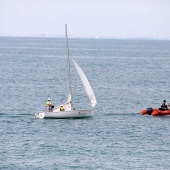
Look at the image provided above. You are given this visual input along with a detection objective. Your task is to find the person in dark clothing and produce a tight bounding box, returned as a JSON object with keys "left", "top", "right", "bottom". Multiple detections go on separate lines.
{"left": 160, "top": 100, "right": 168, "bottom": 110}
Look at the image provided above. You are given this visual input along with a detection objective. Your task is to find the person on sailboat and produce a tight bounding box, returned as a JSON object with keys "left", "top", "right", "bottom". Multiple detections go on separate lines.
{"left": 46, "top": 98, "right": 52, "bottom": 111}
{"left": 60, "top": 105, "right": 65, "bottom": 111}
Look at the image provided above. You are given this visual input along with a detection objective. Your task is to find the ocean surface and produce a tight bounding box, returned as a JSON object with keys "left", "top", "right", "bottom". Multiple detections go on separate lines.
{"left": 0, "top": 37, "right": 170, "bottom": 169}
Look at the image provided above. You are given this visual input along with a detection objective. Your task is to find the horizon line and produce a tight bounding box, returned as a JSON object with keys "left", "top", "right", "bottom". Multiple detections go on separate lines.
{"left": 0, "top": 35, "right": 170, "bottom": 41}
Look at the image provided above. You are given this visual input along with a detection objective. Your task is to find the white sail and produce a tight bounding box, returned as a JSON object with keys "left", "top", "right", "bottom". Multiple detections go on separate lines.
{"left": 64, "top": 94, "right": 72, "bottom": 111}
{"left": 67, "top": 94, "right": 71, "bottom": 103}
{"left": 73, "top": 59, "right": 97, "bottom": 107}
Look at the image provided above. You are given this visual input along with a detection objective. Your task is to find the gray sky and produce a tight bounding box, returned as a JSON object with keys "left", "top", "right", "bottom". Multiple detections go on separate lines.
{"left": 0, "top": 0, "right": 170, "bottom": 39}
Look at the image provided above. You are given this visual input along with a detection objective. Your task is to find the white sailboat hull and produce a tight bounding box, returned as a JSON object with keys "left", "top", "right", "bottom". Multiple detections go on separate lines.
{"left": 35, "top": 109, "right": 94, "bottom": 119}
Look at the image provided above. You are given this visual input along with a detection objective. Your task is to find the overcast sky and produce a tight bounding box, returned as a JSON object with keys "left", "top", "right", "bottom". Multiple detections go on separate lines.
{"left": 0, "top": 0, "right": 170, "bottom": 39}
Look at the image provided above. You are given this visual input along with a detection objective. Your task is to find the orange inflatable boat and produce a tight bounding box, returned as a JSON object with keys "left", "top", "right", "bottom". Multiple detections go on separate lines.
{"left": 141, "top": 107, "right": 170, "bottom": 116}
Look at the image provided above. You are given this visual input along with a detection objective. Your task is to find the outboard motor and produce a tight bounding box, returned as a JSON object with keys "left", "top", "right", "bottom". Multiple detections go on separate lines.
{"left": 146, "top": 108, "right": 153, "bottom": 115}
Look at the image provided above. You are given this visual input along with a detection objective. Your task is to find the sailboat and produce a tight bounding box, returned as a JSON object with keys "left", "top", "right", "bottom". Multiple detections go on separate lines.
{"left": 35, "top": 24, "right": 97, "bottom": 119}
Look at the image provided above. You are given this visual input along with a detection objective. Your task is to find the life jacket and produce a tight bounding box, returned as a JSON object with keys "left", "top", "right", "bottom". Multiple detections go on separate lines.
{"left": 46, "top": 101, "right": 51, "bottom": 107}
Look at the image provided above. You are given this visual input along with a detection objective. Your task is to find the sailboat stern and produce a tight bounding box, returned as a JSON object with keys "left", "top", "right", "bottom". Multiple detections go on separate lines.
{"left": 35, "top": 112, "right": 45, "bottom": 119}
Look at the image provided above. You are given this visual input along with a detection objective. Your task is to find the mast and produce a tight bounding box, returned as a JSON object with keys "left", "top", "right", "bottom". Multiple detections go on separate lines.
{"left": 65, "top": 24, "right": 73, "bottom": 109}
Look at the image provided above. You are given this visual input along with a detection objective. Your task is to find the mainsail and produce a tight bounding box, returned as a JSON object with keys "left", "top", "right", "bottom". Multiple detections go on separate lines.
{"left": 73, "top": 59, "right": 97, "bottom": 107}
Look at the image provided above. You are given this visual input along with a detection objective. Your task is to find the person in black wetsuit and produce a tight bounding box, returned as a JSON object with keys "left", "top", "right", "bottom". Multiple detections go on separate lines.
{"left": 160, "top": 100, "right": 168, "bottom": 110}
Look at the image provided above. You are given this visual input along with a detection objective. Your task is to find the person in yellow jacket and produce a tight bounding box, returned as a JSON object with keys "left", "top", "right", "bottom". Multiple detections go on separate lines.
{"left": 46, "top": 98, "right": 52, "bottom": 111}
{"left": 60, "top": 105, "right": 65, "bottom": 111}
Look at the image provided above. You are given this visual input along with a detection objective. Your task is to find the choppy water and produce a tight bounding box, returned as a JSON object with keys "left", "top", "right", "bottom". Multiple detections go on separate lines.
{"left": 0, "top": 37, "right": 170, "bottom": 169}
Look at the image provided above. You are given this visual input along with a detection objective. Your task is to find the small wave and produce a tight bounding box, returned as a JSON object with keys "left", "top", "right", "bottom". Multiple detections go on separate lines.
{"left": 0, "top": 113, "right": 7, "bottom": 116}
{"left": 103, "top": 112, "right": 138, "bottom": 116}
{"left": 0, "top": 113, "right": 33, "bottom": 118}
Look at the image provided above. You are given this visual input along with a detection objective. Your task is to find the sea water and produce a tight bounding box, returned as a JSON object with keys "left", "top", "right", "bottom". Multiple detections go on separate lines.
{"left": 0, "top": 37, "right": 170, "bottom": 169}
